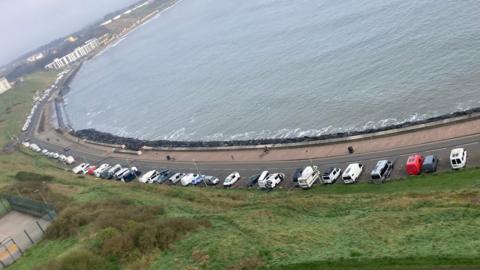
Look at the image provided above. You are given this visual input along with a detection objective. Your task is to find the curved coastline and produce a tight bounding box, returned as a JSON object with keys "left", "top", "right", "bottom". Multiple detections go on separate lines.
{"left": 69, "top": 107, "right": 480, "bottom": 151}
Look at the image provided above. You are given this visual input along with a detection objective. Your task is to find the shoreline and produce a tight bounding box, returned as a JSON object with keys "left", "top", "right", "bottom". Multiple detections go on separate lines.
{"left": 69, "top": 107, "right": 480, "bottom": 151}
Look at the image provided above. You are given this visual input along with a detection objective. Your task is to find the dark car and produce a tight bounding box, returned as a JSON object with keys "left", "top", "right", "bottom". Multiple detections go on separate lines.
{"left": 157, "top": 170, "right": 172, "bottom": 183}
{"left": 246, "top": 174, "right": 260, "bottom": 188}
{"left": 292, "top": 168, "right": 304, "bottom": 182}
{"left": 122, "top": 167, "right": 141, "bottom": 182}
{"left": 422, "top": 155, "right": 439, "bottom": 173}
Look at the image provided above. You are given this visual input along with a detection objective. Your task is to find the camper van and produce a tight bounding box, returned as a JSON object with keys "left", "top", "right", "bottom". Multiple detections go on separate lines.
{"left": 342, "top": 163, "right": 364, "bottom": 184}
{"left": 370, "top": 160, "right": 393, "bottom": 183}
{"left": 297, "top": 166, "right": 320, "bottom": 189}
{"left": 450, "top": 148, "right": 467, "bottom": 169}
{"left": 72, "top": 163, "right": 89, "bottom": 174}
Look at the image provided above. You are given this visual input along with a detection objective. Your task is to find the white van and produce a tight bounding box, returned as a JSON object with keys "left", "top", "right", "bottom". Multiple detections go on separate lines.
{"left": 139, "top": 170, "right": 159, "bottom": 184}
{"left": 450, "top": 148, "right": 467, "bottom": 169}
{"left": 94, "top": 164, "right": 110, "bottom": 178}
{"left": 257, "top": 171, "right": 271, "bottom": 189}
{"left": 297, "top": 166, "right": 320, "bottom": 189}
{"left": 181, "top": 173, "right": 199, "bottom": 186}
{"left": 342, "top": 163, "right": 364, "bottom": 184}
{"left": 65, "top": 156, "right": 75, "bottom": 165}
{"left": 263, "top": 173, "right": 285, "bottom": 189}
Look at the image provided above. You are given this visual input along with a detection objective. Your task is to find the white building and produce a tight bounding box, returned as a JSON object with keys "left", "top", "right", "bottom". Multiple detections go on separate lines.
{"left": 45, "top": 38, "right": 100, "bottom": 70}
{"left": 0, "top": 77, "right": 12, "bottom": 95}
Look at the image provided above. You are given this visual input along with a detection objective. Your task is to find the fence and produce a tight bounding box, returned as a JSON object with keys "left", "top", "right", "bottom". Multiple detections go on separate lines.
{"left": 0, "top": 196, "right": 56, "bottom": 269}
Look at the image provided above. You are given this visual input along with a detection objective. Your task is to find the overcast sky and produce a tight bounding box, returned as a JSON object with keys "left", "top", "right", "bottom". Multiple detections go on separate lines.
{"left": 0, "top": 0, "right": 138, "bottom": 66}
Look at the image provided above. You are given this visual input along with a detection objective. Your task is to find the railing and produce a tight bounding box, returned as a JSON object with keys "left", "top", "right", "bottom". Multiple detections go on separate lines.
{"left": 0, "top": 196, "right": 56, "bottom": 268}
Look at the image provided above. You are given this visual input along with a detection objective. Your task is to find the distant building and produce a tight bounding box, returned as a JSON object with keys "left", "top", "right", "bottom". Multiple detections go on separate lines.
{"left": 27, "top": 53, "right": 44, "bottom": 63}
{"left": 0, "top": 77, "right": 12, "bottom": 95}
{"left": 45, "top": 38, "right": 100, "bottom": 70}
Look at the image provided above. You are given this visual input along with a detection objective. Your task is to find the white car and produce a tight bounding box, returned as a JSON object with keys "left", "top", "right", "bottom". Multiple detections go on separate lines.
{"left": 297, "top": 166, "right": 320, "bottom": 189}
{"left": 224, "top": 172, "right": 241, "bottom": 187}
{"left": 181, "top": 173, "right": 199, "bottom": 186}
{"left": 321, "top": 167, "right": 342, "bottom": 184}
{"left": 52, "top": 153, "right": 60, "bottom": 159}
{"left": 22, "top": 142, "right": 30, "bottom": 148}
{"left": 94, "top": 164, "right": 110, "bottom": 178}
{"left": 29, "top": 144, "right": 41, "bottom": 152}
{"left": 450, "top": 148, "right": 467, "bottom": 169}
{"left": 114, "top": 168, "right": 130, "bottom": 180}
{"left": 41, "top": 149, "right": 49, "bottom": 156}
{"left": 58, "top": 155, "right": 67, "bottom": 162}
{"left": 72, "top": 163, "right": 89, "bottom": 174}
{"left": 257, "top": 171, "right": 271, "bottom": 188}
{"left": 139, "top": 170, "right": 159, "bottom": 184}
{"left": 169, "top": 173, "right": 185, "bottom": 184}
{"left": 65, "top": 156, "right": 75, "bottom": 165}
{"left": 263, "top": 173, "right": 285, "bottom": 189}
{"left": 342, "top": 163, "right": 364, "bottom": 184}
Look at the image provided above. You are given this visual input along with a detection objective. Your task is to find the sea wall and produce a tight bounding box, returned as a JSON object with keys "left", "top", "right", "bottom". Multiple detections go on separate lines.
{"left": 71, "top": 107, "right": 480, "bottom": 151}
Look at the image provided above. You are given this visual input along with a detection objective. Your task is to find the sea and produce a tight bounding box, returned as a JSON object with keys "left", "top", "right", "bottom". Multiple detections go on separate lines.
{"left": 65, "top": 0, "right": 480, "bottom": 141}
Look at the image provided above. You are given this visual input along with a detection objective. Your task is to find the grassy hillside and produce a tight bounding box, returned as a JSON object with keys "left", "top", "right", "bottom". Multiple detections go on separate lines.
{"left": 0, "top": 72, "right": 479, "bottom": 269}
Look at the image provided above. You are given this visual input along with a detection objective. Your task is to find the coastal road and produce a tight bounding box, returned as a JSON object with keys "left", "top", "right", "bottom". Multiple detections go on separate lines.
{"left": 28, "top": 131, "right": 480, "bottom": 189}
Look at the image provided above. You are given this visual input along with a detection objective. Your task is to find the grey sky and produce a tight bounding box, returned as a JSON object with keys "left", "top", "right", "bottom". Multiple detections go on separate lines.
{"left": 0, "top": 0, "right": 138, "bottom": 66}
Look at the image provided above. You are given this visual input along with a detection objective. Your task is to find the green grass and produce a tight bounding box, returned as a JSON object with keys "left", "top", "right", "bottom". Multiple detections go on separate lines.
{"left": 0, "top": 70, "right": 479, "bottom": 269}
{"left": 3, "top": 168, "right": 479, "bottom": 270}
{"left": 0, "top": 71, "right": 57, "bottom": 146}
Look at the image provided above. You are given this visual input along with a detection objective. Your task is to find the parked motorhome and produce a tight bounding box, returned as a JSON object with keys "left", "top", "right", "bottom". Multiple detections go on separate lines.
{"left": 342, "top": 163, "right": 364, "bottom": 184}
{"left": 224, "top": 172, "right": 241, "bottom": 187}
{"left": 297, "top": 166, "right": 320, "bottom": 189}
{"left": 450, "top": 148, "right": 467, "bottom": 169}
{"left": 406, "top": 154, "right": 424, "bottom": 175}
{"left": 322, "top": 167, "right": 341, "bottom": 184}
{"left": 370, "top": 160, "right": 393, "bottom": 183}
{"left": 422, "top": 155, "right": 439, "bottom": 173}
{"left": 72, "top": 163, "right": 89, "bottom": 174}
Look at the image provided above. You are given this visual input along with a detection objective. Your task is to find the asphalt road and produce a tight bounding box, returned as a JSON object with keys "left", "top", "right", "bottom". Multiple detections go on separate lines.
{"left": 28, "top": 131, "right": 480, "bottom": 190}
{"left": 19, "top": 68, "right": 480, "bottom": 190}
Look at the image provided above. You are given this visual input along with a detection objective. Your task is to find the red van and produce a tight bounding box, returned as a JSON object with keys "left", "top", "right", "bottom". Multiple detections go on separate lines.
{"left": 406, "top": 154, "right": 424, "bottom": 175}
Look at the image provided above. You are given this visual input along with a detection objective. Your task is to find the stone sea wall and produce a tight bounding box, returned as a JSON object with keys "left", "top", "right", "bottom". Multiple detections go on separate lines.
{"left": 71, "top": 107, "right": 480, "bottom": 151}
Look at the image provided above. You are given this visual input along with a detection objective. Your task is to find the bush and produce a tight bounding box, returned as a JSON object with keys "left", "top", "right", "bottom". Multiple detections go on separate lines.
{"left": 46, "top": 199, "right": 211, "bottom": 263}
{"left": 37, "top": 248, "right": 116, "bottom": 270}
{"left": 15, "top": 171, "right": 54, "bottom": 182}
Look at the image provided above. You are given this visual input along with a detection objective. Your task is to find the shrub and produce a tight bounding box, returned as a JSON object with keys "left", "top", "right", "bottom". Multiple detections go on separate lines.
{"left": 37, "top": 248, "right": 116, "bottom": 270}
{"left": 15, "top": 171, "right": 54, "bottom": 182}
